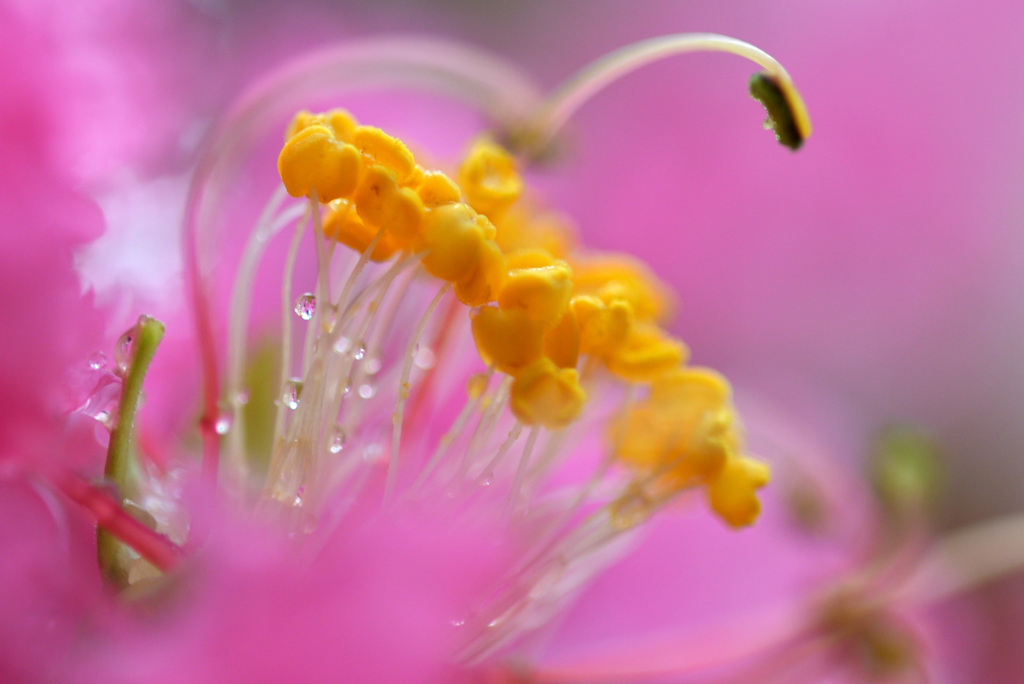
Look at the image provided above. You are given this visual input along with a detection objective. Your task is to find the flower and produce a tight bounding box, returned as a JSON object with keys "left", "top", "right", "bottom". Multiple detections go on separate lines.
{"left": 4, "top": 1, "right": 1024, "bottom": 681}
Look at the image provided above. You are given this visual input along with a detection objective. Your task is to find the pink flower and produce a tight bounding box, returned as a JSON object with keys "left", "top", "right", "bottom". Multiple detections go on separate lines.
{"left": 3, "top": 2, "right": 1024, "bottom": 682}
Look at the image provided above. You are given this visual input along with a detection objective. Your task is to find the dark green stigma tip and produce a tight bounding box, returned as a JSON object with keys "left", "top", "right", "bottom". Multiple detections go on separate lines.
{"left": 749, "top": 72, "right": 805, "bottom": 151}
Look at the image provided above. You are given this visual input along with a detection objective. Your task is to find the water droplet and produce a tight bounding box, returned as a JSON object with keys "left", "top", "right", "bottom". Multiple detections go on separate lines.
{"left": 334, "top": 336, "right": 352, "bottom": 355}
{"left": 414, "top": 346, "right": 436, "bottom": 369}
{"left": 235, "top": 389, "right": 250, "bottom": 406}
{"left": 293, "top": 485, "right": 305, "bottom": 507}
{"left": 449, "top": 618, "right": 466, "bottom": 628}
{"left": 87, "top": 351, "right": 107, "bottom": 371}
{"left": 328, "top": 426, "right": 346, "bottom": 454}
{"left": 214, "top": 412, "right": 233, "bottom": 435}
{"left": 281, "top": 379, "right": 303, "bottom": 410}
{"left": 77, "top": 374, "right": 122, "bottom": 429}
{"left": 609, "top": 490, "right": 653, "bottom": 531}
{"left": 293, "top": 293, "right": 316, "bottom": 321}
{"left": 364, "top": 356, "right": 382, "bottom": 375}
{"left": 114, "top": 329, "right": 135, "bottom": 375}
{"left": 353, "top": 343, "right": 366, "bottom": 361}
{"left": 358, "top": 383, "right": 376, "bottom": 399}
{"left": 363, "top": 444, "right": 384, "bottom": 463}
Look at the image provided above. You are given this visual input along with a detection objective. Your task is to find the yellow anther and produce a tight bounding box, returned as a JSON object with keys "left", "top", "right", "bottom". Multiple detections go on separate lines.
{"left": 284, "top": 110, "right": 323, "bottom": 141}
{"left": 286, "top": 109, "right": 359, "bottom": 143}
{"left": 278, "top": 125, "right": 362, "bottom": 202}
{"left": 612, "top": 367, "right": 741, "bottom": 488}
{"left": 458, "top": 138, "right": 523, "bottom": 218}
{"left": 650, "top": 366, "right": 731, "bottom": 406}
{"left": 421, "top": 203, "right": 489, "bottom": 282}
{"left": 543, "top": 308, "right": 580, "bottom": 370}
{"left": 454, "top": 239, "right": 508, "bottom": 307}
{"left": 325, "top": 109, "right": 359, "bottom": 142}
{"left": 506, "top": 248, "right": 559, "bottom": 270}
{"left": 706, "top": 455, "right": 771, "bottom": 528}
{"left": 509, "top": 358, "right": 587, "bottom": 430}
{"left": 351, "top": 126, "right": 417, "bottom": 184}
{"left": 322, "top": 200, "right": 400, "bottom": 262}
{"left": 353, "top": 166, "right": 424, "bottom": 244}
{"left": 416, "top": 170, "right": 462, "bottom": 207}
{"left": 571, "top": 255, "right": 673, "bottom": 323}
{"left": 470, "top": 306, "right": 543, "bottom": 376}
{"left": 605, "top": 324, "right": 687, "bottom": 384}
{"left": 494, "top": 203, "right": 576, "bottom": 259}
{"left": 572, "top": 295, "right": 634, "bottom": 356}
{"left": 497, "top": 262, "right": 574, "bottom": 327}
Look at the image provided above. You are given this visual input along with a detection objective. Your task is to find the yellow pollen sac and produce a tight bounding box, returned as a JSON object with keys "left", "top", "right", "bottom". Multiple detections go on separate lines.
{"left": 416, "top": 170, "right": 463, "bottom": 207}
{"left": 611, "top": 367, "right": 743, "bottom": 489}
{"left": 351, "top": 126, "right": 417, "bottom": 185}
{"left": 571, "top": 255, "right": 673, "bottom": 324}
{"left": 454, "top": 239, "right": 508, "bottom": 307}
{"left": 707, "top": 455, "right": 771, "bottom": 528}
{"left": 543, "top": 308, "right": 580, "bottom": 370}
{"left": 353, "top": 166, "right": 424, "bottom": 245}
{"left": 278, "top": 125, "right": 363, "bottom": 202}
{"left": 494, "top": 203, "right": 576, "bottom": 260}
{"left": 509, "top": 358, "right": 587, "bottom": 430}
{"left": 605, "top": 324, "right": 688, "bottom": 384}
{"left": 497, "top": 262, "right": 574, "bottom": 327}
{"left": 285, "top": 109, "right": 361, "bottom": 143}
{"left": 322, "top": 201, "right": 400, "bottom": 262}
{"left": 284, "top": 110, "right": 323, "bottom": 141}
{"left": 325, "top": 109, "right": 359, "bottom": 142}
{"left": 505, "top": 248, "right": 558, "bottom": 270}
{"left": 470, "top": 306, "right": 543, "bottom": 376}
{"left": 572, "top": 295, "right": 634, "bottom": 356}
{"left": 421, "top": 204, "right": 490, "bottom": 282}
{"left": 458, "top": 138, "right": 523, "bottom": 218}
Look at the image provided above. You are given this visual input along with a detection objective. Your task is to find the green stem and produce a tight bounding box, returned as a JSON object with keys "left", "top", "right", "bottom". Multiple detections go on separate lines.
{"left": 98, "top": 315, "right": 165, "bottom": 585}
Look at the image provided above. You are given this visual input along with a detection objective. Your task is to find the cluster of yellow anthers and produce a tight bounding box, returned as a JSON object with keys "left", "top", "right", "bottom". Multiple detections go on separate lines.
{"left": 278, "top": 108, "right": 769, "bottom": 528}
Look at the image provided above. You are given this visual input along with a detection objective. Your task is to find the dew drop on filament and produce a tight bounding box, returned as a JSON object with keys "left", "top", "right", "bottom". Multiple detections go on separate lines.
{"left": 114, "top": 330, "right": 134, "bottom": 375}
{"left": 281, "top": 379, "right": 303, "bottom": 410}
{"left": 328, "top": 426, "right": 346, "bottom": 454}
{"left": 293, "top": 293, "right": 316, "bottom": 321}
{"left": 414, "top": 346, "right": 436, "bottom": 370}
{"left": 77, "top": 374, "right": 122, "bottom": 429}
{"left": 214, "top": 412, "right": 233, "bottom": 435}
{"left": 353, "top": 342, "right": 366, "bottom": 361}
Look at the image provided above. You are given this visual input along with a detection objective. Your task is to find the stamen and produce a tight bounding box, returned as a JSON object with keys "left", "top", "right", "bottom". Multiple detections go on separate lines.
{"left": 225, "top": 190, "right": 303, "bottom": 482}
{"left": 516, "top": 32, "right": 810, "bottom": 156}
{"left": 184, "top": 39, "right": 546, "bottom": 486}
{"left": 270, "top": 216, "right": 308, "bottom": 461}
{"left": 410, "top": 368, "right": 496, "bottom": 491}
{"left": 506, "top": 427, "right": 541, "bottom": 517}
{"left": 473, "top": 421, "right": 523, "bottom": 486}
{"left": 386, "top": 283, "right": 451, "bottom": 500}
